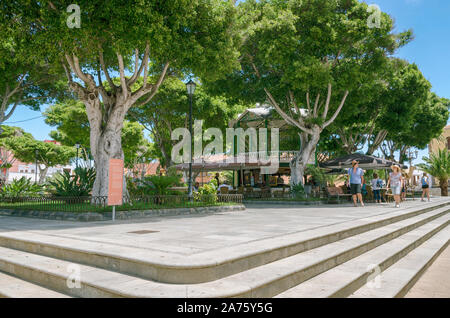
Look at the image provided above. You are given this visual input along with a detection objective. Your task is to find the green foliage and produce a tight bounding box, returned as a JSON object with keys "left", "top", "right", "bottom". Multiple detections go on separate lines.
{"left": 0, "top": 177, "right": 44, "bottom": 198}
{"left": 418, "top": 149, "right": 450, "bottom": 196}
{"left": 0, "top": 14, "right": 68, "bottom": 124}
{"left": 194, "top": 183, "right": 218, "bottom": 204}
{"left": 127, "top": 175, "right": 181, "bottom": 197}
{"left": 3, "top": 134, "right": 75, "bottom": 168}
{"left": 48, "top": 167, "right": 96, "bottom": 197}
{"left": 305, "top": 165, "right": 326, "bottom": 185}
{"left": 290, "top": 183, "right": 306, "bottom": 199}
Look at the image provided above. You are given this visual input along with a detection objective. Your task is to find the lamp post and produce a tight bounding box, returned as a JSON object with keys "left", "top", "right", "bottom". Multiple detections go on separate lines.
{"left": 75, "top": 142, "right": 81, "bottom": 169}
{"left": 186, "top": 79, "right": 196, "bottom": 199}
{"left": 34, "top": 149, "right": 39, "bottom": 184}
{"left": 407, "top": 148, "right": 419, "bottom": 167}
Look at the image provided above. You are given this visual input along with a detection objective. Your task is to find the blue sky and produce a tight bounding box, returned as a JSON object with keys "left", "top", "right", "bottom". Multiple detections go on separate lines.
{"left": 5, "top": 0, "right": 450, "bottom": 163}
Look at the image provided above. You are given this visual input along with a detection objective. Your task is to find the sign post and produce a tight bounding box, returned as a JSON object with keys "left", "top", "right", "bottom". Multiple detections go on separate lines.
{"left": 107, "top": 159, "right": 124, "bottom": 222}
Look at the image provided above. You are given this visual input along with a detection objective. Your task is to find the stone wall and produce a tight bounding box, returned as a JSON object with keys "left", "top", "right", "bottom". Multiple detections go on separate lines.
{"left": 0, "top": 204, "right": 246, "bottom": 222}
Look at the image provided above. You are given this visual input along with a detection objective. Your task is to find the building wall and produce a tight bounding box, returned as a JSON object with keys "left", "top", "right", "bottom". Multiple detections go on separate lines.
{"left": 1, "top": 142, "right": 72, "bottom": 184}
{"left": 429, "top": 125, "right": 450, "bottom": 156}
{"left": 428, "top": 125, "right": 450, "bottom": 190}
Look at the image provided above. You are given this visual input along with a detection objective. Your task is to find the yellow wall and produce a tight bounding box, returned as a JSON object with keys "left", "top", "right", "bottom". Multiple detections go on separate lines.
{"left": 429, "top": 125, "right": 450, "bottom": 156}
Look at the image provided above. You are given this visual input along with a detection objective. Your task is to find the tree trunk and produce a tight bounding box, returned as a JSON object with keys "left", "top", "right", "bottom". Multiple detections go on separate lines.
{"left": 90, "top": 103, "right": 128, "bottom": 198}
{"left": 290, "top": 128, "right": 321, "bottom": 186}
{"left": 38, "top": 165, "right": 48, "bottom": 184}
{"left": 439, "top": 178, "right": 448, "bottom": 197}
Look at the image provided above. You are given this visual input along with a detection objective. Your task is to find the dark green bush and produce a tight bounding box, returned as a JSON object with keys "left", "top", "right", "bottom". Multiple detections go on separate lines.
{"left": 0, "top": 177, "right": 44, "bottom": 198}
{"left": 48, "top": 167, "right": 96, "bottom": 197}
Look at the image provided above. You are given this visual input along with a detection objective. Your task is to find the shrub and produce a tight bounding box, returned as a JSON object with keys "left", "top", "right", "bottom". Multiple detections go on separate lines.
{"left": 48, "top": 167, "right": 96, "bottom": 197}
{"left": 128, "top": 175, "right": 181, "bottom": 197}
{"left": 194, "top": 183, "right": 217, "bottom": 203}
{"left": 0, "top": 177, "right": 44, "bottom": 198}
{"left": 290, "top": 183, "right": 306, "bottom": 199}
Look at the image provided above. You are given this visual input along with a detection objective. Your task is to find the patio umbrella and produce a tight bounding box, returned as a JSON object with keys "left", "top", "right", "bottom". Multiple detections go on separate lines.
{"left": 320, "top": 153, "right": 408, "bottom": 170}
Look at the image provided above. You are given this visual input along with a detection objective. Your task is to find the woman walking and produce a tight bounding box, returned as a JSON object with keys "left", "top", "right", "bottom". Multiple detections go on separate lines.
{"left": 421, "top": 173, "right": 431, "bottom": 202}
{"left": 371, "top": 173, "right": 383, "bottom": 204}
{"left": 387, "top": 165, "right": 403, "bottom": 208}
{"left": 348, "top": 160, "right": 365, "bottom": 207}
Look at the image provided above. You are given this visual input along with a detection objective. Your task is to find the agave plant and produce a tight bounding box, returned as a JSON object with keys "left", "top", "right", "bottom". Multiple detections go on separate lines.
{"left": 48, "top": 167, "right": 96, "bottom": 197}
{"left": 418, "top": 149, "right": 450, "bottom": 196}
{"left": 0, "top": 177, "right": 44, "bottom": 198}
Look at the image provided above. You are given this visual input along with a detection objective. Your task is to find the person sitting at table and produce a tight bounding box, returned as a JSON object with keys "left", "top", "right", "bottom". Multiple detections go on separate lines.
{"left": 193, "top": 182, "right": 200, "bottom": 193}
{"left": 218, "top": 181, "right": 233, "bottom": 192}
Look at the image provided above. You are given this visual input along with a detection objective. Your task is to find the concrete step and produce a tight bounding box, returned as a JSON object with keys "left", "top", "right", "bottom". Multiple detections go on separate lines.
{"left": 0, "top": 201, "right": 447, "bottom": 284}
{"left": 0, "top": 207, "right": 447, "bottom": 297}
{"left": 0, "top": 271, "right": 71, "bottom": 298}
{"left": 349, "top": 226, "right": 450, "bottom": 298}
{"left": 275, "top": 214, "right": 450, "bottom": 298}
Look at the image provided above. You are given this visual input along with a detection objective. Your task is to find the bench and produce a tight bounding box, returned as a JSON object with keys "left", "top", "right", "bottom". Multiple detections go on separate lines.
{"left": 326, "top": 187, "right": 352, "bottom": 204}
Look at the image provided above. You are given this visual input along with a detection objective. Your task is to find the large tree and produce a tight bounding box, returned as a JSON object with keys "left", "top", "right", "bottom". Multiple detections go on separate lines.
{"left": 9, "top": 0, "right": 240, "bottom": 197}
{"left": 206, "top": 0, "right": 411, "bottom": 185}
{"left": 328, "top": 58, "right": 432, "bottom": 156}
{"left": 380, "top": 93, "right": 449, "bottom": 163}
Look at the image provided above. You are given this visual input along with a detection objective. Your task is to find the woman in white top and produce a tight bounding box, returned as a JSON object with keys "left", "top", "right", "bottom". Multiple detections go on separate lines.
{"left": 387, "top": 165, "right": 403, "bottom": 208}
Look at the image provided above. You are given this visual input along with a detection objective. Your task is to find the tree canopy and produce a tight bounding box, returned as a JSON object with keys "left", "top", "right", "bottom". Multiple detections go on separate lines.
{"left": 205, "top": 0, "right": 412, "bottom": 185}
{"left": 3, "top": 134, "right": 75, "bottom": 184}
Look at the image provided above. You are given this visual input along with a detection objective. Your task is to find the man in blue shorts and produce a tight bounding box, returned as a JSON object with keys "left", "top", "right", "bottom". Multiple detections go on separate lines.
{"left": 348, "top": 160, "right": 365, "bottom": 207}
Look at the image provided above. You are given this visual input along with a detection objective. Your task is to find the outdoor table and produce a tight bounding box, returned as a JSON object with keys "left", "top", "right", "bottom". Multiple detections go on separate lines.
{"left": 380, "top": 188, "right": 390, "bottom": 203}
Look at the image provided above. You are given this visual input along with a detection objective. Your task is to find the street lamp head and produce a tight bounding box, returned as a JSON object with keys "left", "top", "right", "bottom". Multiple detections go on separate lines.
{"left": 186, "top": 79, "right": 196, "bottom": 96}
{"left": 75, "top": 142, "right": 81, "bottom": 149}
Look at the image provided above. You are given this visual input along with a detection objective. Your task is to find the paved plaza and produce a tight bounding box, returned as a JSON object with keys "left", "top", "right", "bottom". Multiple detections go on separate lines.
{"left": 0, "top": 199, "right": 447, "bottom": 257}
{"left": 0, "top": 198, "right": 449, "bottom": 298}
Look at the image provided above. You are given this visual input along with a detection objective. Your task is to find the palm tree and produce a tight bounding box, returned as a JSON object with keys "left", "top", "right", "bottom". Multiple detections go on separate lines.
{"left": 418, "top": 149, "right": 450, "bottom": 196}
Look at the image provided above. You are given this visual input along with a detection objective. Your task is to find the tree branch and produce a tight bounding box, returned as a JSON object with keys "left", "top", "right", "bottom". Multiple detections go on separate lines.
{"left": 98, "top": 45, "right": 116, "bottom": 90}
{"left": 322, "top": 83, "right": 332, "bottom": 120}
{"left": 128, "top": 43, "right": 149, "bottom": 86}
{"left": 313, "top": 93, "right": 320, "bottom": 117}
{"left": 323, "top": 90, "right": 349, "bottom": 128}
{"left": 132, "top": 62, "right": 170, "bottom": 108}
{"left": 264, "top": 88, "right": 313, "bottom": 135}
{"left": 116, "top": 52, "right": 129, "bottom": 95}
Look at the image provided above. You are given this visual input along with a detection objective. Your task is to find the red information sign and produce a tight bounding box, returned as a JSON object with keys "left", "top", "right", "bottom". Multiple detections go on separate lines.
{"left": 107, "top": 159, "right": 124, "bottom": 206}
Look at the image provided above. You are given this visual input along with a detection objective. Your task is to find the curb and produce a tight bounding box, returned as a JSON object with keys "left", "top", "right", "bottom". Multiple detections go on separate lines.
{"left": 0, "top": 204, "right": 245, "bottom": 222}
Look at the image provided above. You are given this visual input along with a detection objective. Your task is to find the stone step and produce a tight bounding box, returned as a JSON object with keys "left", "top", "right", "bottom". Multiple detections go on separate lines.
{"left": 0, "top": 271, "right": 71, "bottom": 298}
{"left": 275, "top": 214, "right": 450, "bottom": 298}
{"left": 349, "top": 226, "right": 450, "bottom": 298}
{"left": 0, "top": 207, "right": 447, "bottom": 297}
{"left": 0, "top": 201, "right": 447, "bottom": 284}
